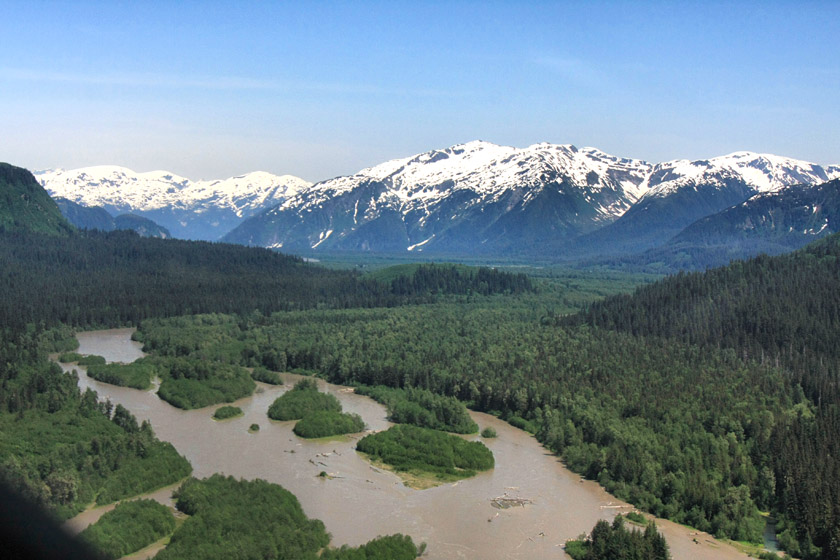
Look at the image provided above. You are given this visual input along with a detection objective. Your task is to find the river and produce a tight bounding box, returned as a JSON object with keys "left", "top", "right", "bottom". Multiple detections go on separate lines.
{"left": 61, "top": 328, "right": 753, "bottom": 560}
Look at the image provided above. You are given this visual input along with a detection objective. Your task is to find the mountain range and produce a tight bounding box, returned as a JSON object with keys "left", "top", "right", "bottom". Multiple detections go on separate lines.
{"left": 34, "top": 142, "right": 840, "bottom": 265}
{"left": 36, "top": 167, "right": 311, "bottom": 241}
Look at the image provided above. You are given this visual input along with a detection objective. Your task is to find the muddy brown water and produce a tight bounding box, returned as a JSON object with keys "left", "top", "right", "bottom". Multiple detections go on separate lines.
{"left": 61, "top": 328, "right": 751, "bottom": 560}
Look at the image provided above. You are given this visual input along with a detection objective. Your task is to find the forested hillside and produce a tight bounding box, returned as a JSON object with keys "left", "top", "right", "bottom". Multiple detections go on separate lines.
{"left": 0, "top": 163, "right": 72, "bottom": 235}
{"left": 568, "top": 233, "right": 840, "bottom": 558}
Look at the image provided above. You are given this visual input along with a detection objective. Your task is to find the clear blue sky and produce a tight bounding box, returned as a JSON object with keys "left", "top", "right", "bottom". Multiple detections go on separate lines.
{"left": 1, "top": 0, "right": 838, "bottom": 182}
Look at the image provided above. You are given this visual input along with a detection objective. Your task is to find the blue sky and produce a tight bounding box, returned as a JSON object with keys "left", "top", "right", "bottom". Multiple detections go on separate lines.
{"left": 1, "top": 1, "right": 838, "bottom": 182}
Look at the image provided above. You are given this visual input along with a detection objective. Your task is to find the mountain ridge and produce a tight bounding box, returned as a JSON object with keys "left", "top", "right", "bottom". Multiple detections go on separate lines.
{"left": 223, "top": 141, "right": 839, "bottom": 255}
{"left": 33, "top": 142, "right": 840, "bottom": 257}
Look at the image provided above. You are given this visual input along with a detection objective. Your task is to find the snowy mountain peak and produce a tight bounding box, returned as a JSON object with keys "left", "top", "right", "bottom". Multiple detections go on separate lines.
{"left": 640, "top": 151, "right": 837, "bottom": 200}
{"left": 341, "top": 140, "right": 653, "bottom": 208}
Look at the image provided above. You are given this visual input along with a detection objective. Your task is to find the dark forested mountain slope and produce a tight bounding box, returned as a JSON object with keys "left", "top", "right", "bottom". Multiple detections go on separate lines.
{"left": 671, "top": 178, "right": 840, "bottom": 250}
{"left": 575, "top": 179, "right": 840, "bottom": 273}
{"left": 577, "top": 176, "right": 756, "bottom": 256}
{"left": 569, "top": 232, "right": 840, "bottom": 384}
{"left": 113, "top": 214, "right": 171, "bottom": 238}
{"left": 0, "top": 163, "right": 73, "bottom": 235}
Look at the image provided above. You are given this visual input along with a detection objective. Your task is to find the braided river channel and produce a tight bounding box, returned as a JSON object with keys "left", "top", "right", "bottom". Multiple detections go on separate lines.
{"left": 59, "top": 329, "right": 753, "bottom": 560}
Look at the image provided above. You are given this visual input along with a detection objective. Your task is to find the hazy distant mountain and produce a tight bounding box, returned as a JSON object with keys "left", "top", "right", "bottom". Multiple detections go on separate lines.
{"left": 112, "top": 214, "right": 171, "bottom": 238}
{"left": 0, "top": 163, "right": 72, "bottom": 235}
{"left": 54, "top": 197, "right": 115, "bottom": 231}
{"left": 223, "top": 142, "right": 839, "bottom": 257}
{"left": 55, "top": 198, "right": 172, "bottom": 239}
{"left": 36, "top": 167, "right": 311, "bottom": 240}
{"left": 54, "top": 197, "right": 171, "bottom": 238}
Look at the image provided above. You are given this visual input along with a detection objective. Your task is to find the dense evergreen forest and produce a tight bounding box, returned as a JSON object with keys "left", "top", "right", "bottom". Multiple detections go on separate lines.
{"left": 0, "top": 229, "right": 533, "bottom": 331}
{"left": 0, "top": 222, "right": 529, "bottom": 528}
{"left": 134, "top": 234, "right": 840, "bottom": 558}
{"left": 569, "top": 233, "right": 840, "bottom": 558}
{"left": 136, "top": 307, "right": 786, "bottom": 541}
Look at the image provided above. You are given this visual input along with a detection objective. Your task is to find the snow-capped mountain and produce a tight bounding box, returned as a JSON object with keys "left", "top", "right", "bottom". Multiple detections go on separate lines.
{"left": 224, "top": 141, "right": 840, "bottom": 256}
{"left": 35, "top": 143, "right": 839, "bottom": 256}
{"left": 35, "top": 166, "right": 311, "bottom": 240}
{"left": 223, "top": 141, "right": 654, "bottom": 253}
{"left": 576, "top": 151, "right": 840, "bottom": 256}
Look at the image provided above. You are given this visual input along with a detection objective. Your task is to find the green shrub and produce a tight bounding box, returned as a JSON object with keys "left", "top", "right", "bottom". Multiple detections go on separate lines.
{"left": 624, "top": 511, "right": 647, "bottom": 525}
{"left": 86, "top": 361, "right": 157, "bottom": 389}
{"left": 481, "top": 427, "right": 497, "bottom": 438}
{"left": 251, "top": 367, "right": 283, "bottom": 385}
{"left": 293, "top": 411, "right": 365, "bottom": 438}
{"left": 77, "top": 354, "right": 106, "bottom": 366}
{"left": 58, "top": 352, "right": 83, "bottom": 363}
{"left": 564, "top": 538, "right": 588, "bottom": 560}
{"left": 155, "top": 357, "right": 255, "bottom": 410}
{"left": 213, "top": 406, "right": 243, "bottom": 420}
{"left": 249, "top": 423, "right": 260, "bottom": 432}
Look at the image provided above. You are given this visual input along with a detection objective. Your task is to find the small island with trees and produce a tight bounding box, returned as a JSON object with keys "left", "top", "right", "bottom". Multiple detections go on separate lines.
{"left": 268, "top": 379, "right": 366, "bottom": 439}
{"left": 212, "top": 405, "right": 243, "bottom": 420}
{"left": 356, "top": 424, "right": 494, "bottom": 489}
